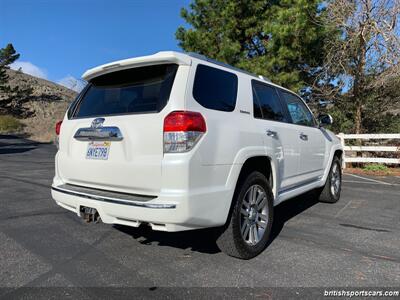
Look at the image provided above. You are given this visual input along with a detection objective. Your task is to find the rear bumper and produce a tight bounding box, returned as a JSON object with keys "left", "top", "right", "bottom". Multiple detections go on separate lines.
{"left": 52, "top": 184, "right": 175, "bottom": 209}
{"left": 51, "top": 182, "right": 233, "bottom": 232}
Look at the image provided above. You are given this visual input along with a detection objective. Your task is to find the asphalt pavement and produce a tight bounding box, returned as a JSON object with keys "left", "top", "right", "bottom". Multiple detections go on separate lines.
{"left": 0, "top": 135, "right": 399, "bottom": 297}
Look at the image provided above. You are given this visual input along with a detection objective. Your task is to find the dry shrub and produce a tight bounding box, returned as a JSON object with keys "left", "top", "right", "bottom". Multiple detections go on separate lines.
{"left": 0, "top": 115, "right": 24, "bottom": 133}
{"left": 21, "top": 100, "right": 69, "bottom": 142}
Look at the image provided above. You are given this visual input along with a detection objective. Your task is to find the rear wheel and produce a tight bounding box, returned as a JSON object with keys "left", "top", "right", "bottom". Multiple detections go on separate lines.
{"left": 216, "top": 171, "right": 273, "bottom": 259}
{"left": 317, "top": 156, "right": 342, "bottom": 203}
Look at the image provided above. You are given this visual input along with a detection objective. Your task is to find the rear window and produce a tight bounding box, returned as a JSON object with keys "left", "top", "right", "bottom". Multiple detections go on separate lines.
{"left": 192, "top": 64, "right": 238, "bottom": 112}
{"left": 72, "top": 64, "right": 178, "bottom": 118}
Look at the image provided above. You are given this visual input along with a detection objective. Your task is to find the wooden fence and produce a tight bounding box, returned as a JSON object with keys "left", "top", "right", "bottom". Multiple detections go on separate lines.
{"left": 337, "top": 133, "right": 400, "bottom": 167}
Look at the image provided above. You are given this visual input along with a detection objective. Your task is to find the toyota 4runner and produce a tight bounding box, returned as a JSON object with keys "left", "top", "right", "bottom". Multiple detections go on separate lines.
{"left": 51, "top": 51, "right": 343, "bottom": 259}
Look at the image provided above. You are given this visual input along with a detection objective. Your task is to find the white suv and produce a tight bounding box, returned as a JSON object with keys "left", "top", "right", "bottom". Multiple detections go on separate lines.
{"left": 52, "top": 51, "right": 343, "bottom": 259}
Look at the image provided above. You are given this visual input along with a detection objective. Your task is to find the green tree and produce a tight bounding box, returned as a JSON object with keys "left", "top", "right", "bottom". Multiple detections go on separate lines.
{"left": 0, "top": 43, "right": 33, "bottom": 117}
{"left": 0, "top": 43, "right": 20, "bottom": 92}
{"left": 176, "top": 0, "right": 329, "bottom": 92}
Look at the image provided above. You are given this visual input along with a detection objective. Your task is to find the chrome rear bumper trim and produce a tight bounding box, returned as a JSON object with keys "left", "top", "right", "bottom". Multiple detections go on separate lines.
{"left": 52, "top": 186, "right": 176, "bottom": 209}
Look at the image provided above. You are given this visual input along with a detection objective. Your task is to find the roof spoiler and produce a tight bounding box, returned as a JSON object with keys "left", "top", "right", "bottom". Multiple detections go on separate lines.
{"left": 82, "top": 51, "right": 192, "bottom": 81}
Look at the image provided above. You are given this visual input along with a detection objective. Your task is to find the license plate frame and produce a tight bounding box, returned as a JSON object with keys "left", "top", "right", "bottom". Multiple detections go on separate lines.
{"left": 86, "top": 141, "right": 110, "bottom": 160}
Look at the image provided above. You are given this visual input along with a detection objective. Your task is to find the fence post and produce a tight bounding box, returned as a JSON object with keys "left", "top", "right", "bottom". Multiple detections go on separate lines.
{"left": 338, "top": 133, "right": 346, "bottom": 169}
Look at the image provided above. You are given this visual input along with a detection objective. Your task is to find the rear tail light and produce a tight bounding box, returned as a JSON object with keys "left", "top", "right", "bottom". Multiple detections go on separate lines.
{"left": 55, "top": 121, "right": 62, "bottom": 136}
{"left": 163, "top": 111, "right": 206, "bottom": 153}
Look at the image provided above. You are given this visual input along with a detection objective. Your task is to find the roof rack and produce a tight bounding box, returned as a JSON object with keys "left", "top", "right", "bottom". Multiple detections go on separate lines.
{"left": 188, "top": 52, "right": 271, "bottom": 82}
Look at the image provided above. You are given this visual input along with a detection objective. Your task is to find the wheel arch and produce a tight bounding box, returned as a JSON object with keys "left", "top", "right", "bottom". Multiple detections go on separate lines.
{"left": 334, "top": 149, "right": 343, "bottom": 160}
{"left": 223, "top": 155, "right": 275, "bottom": 226}
{"left": 320, "top": 145, "right": 344, "bottom": 186}
{"left": 236, "top": 156, "right": 274, "bottom": 190}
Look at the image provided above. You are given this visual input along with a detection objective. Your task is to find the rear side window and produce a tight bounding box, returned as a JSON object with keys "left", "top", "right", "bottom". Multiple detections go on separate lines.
{"left": 192, "top": 64, "right": 238, "bottom": 112}
{"left": 72, "top": 64, "right": 178, "bottom": 118}
{"left": 67, "top": 85, "right": 88, "bottom": 119}
{"left": 252, "top": 80, "right": 286, "bottom": 122}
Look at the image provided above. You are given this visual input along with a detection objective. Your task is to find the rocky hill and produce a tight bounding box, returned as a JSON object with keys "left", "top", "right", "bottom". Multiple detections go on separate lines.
{"left": 6, "top": 69, "right": 78, "bottom": 142}
{"left": 7, "top": 69, "right": 78, "bottom": 101}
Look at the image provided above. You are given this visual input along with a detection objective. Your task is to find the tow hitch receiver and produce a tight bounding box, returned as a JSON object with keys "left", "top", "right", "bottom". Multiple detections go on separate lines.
{"left": 80, "top": 206, "right": 100, "bottom": 223}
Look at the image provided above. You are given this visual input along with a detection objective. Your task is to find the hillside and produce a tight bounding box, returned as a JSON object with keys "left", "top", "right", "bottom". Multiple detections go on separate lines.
{"left": 5, "top": 69, "right": 78, "bottom": 142}
{"left": 7, "top": 69, "right": 78, "bottom": 101}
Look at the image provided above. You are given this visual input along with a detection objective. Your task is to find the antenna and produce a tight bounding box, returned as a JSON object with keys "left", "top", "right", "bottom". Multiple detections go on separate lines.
{"left": 258, "top": 75, "right": 271, "bottom": 82}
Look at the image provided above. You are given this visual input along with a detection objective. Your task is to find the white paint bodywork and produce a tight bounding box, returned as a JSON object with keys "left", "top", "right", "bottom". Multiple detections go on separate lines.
{"left": 52, "top": 51, "right": 343, "bottom": 231}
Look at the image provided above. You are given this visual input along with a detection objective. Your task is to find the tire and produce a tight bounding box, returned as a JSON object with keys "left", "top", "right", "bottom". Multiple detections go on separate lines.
{"left": 317, "top": 156, "right": 342, "bottom": 203}
{"left": 216, "top": 171, "right": 274, "bottom": 259}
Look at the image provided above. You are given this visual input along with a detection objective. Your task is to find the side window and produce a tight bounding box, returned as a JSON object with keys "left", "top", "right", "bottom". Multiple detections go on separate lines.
{"left": 192, "top": 64, "right": 238, "bottom": 112}
{"left": 252, "top": 80, "right": 286, "bottom": 122}
{"left": 282, "top": 92, "right": 315, "bottom": 127}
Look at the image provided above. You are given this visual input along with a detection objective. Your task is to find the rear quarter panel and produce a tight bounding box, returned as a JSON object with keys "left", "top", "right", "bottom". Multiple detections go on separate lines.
{"left": 184, "top": 61, "right": 265, "bottom": 166}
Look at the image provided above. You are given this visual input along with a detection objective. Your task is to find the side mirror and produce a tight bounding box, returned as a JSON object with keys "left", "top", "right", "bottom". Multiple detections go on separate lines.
{"left": 318, "top": 114, "right": 333, "bottom": 126}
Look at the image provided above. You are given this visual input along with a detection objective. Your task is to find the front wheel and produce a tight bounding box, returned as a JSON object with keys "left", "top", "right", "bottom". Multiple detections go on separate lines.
{"left": 317, "top": 156, "right": 342, "bottom": 203}
{"left": 216, "top": 171, "right": 274, "bottom": 259}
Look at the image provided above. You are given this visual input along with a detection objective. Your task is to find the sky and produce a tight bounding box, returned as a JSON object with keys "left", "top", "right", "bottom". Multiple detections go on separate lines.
{"left": 0, "top": 0, "right": 191, "bottom": 91}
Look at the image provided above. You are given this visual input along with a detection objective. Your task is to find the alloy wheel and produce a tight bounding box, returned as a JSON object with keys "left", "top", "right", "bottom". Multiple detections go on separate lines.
{"left": 240, "top": 185, "right": 269, "bottom": 245}
{"left": 330, "top": 162, "right": 341, "bottom": 197}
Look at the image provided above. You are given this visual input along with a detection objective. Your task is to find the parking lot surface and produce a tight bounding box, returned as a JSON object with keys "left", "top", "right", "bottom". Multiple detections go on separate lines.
{"left": 1, "top": 135, "right": 399, "bottom": 294}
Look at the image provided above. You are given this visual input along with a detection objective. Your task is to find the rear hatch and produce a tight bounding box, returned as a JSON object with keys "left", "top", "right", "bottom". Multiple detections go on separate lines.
{"left": 57, "top": 63, "right": 179, "bottom": 195}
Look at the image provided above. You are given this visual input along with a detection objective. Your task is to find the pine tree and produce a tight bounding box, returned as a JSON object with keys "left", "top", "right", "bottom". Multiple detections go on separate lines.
{"left": 176, "top": 0, "right": 329, "bottom": 92}
{"left": 0, "top": 43, "right": 33, "bottom": 117}
{"left": 0, "top": 44, "right": 20, "bottom": 93}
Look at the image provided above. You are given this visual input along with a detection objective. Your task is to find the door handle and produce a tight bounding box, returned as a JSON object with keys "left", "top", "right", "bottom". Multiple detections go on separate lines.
{"left": 266, "top": 129, "right": 277, "bottom": 137}
{"left": 299, "top": 133, "right": 308, "bottom": 141}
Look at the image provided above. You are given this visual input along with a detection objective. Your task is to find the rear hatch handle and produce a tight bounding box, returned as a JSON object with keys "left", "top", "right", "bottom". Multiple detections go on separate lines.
{"left": 74, "top": 126, "right": 123, "bottom": 141}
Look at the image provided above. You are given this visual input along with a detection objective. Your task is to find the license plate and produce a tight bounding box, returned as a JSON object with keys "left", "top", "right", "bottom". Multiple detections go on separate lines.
{"left": 86, "top": 141, "right": 110, "bottom": 160}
